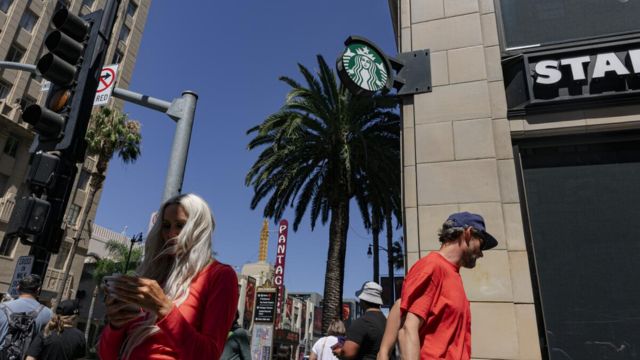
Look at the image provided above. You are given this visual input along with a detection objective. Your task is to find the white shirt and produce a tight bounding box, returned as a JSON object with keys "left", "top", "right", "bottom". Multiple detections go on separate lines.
{"left": 311, "top": 336, "right": 340, "bottom": 360}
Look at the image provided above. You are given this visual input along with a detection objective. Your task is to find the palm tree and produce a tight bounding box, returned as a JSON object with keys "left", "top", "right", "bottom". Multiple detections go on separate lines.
{"left": 246, "top": 55, "right": 399, "bottom": 331}
{"left": 55, "top": 107, "right": 142, "bottom": 305}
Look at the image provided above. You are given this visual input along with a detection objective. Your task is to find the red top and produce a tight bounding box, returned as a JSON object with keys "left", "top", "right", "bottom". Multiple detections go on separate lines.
{"left": 400, "top": 252, "right": 471, "bottom": 360}
{"left": 98, "top": 261, "right": 239, "bottom": 360}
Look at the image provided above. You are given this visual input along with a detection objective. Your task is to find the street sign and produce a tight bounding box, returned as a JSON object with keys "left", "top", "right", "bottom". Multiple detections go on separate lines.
{"left": 336, "top": 35, "right": 432, "bottom": 96}
{"left": 94, "top": 64, "right": 118, "bottom": 106}
{"left": 7, "top": 256, "right": 34, "bottom": 297}
{"left": 254, "top": 291, "right": 277, "bottom": 323}
{"left": 41, "top": 65, "right": 119, "bottom": 106}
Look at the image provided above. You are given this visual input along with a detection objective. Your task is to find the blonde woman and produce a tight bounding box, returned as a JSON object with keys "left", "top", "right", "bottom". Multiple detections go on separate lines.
{"left": 310, "top": 319, "right": 346, "bottom": 360}
{"left": 98, "top": 193, "right": 239, "bottom": 359}
{"left": 25, "top": 300, "right": 86, "bottom": 360}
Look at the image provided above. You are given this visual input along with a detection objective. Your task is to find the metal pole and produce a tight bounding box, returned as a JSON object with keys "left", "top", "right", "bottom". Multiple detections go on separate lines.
{"left": 112, "top": 87, "right": 172, "bottom": 114}
{"left": 162, "top": 91, "right": 198, "bottom": 202}
{"left": 124, "top": 238, "right": 134, "bottom": 274}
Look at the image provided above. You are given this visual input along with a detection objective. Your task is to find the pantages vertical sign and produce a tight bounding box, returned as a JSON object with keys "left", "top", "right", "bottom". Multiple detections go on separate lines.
{"left": 274, "top": 219, "right": 289, "bottom": 328}
{"left": 504, "top": 39, "right": 640, "bottom": 115}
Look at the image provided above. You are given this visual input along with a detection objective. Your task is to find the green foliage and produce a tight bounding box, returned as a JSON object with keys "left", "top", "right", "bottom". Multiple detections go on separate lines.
{"left": 85, "top": 106, "right": 142, "bottom": 182}
{"left": 245, "top": 55, "right": 400, "bottom": 231}
{"left": 92, "top": 239, "right": 143, "bottom": 284}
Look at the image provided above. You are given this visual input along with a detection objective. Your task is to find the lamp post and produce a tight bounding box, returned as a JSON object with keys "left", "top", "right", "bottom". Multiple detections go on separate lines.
{"left": 367, "top": 244, "right": 395, "bottom": 306}
{"left": 124, "top": 232, "right": 143, "bottom": 274}
{"left": 84, "top": 252, "right": 101, "bottom": 342}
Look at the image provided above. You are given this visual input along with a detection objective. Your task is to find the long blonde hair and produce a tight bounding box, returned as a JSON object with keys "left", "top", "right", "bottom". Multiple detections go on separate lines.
{"left": 120, "top": 193, "right": 216, "bottom": 359}
{"left": 43, "top": 314, "right": 76, "bottom": 337}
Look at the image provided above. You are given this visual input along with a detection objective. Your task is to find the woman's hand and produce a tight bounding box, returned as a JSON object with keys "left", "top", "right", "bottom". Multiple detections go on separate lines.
{"left": 104, "top": 293, "right": 143, "bottom": 328}
{"left": 109, "top": 276, "right": 174, "bottom": 319}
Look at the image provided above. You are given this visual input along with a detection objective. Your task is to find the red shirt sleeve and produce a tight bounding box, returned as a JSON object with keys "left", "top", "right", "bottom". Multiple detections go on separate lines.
{"left": 97, "top": 321, "right": 136, "bottom": 360}
{"left": 156, "top": 264, "right": 239, "bottom": 360}
{"left": 400, "top": 257, "right": 442, "bottom": 321}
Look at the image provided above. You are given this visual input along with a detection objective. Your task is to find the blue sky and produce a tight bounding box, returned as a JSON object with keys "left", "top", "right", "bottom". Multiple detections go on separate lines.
{"left": 95, "top": 0, "right": 401, "bottom": 298}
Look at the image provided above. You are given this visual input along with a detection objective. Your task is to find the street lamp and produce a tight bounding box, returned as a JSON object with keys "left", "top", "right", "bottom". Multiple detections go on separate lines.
{"left": 124, "top": 232, "right": 143, "bottom": 273}
{"left": 366, "top": 244, "right": 395, "bottom": 306}
{"left": 84, "top": 252, "right": 101, "bottom": 342}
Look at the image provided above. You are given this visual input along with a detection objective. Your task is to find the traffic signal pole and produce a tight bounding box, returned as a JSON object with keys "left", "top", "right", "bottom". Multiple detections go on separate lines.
{"left": 3, "top": 1, "right": 120, "bottom": 284}
{"left": 111, "top": 88, "right": 198, "bottom": 202}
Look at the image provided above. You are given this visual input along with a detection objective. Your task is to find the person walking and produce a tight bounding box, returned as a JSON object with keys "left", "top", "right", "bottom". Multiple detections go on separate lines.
{"left": 0, "top": 274, "right": 52, "bottom": 359}
{"left": 398, "top": 212, "right": 498, "bottom": 360}
{"left": 25, "top": 299, "right": 86, "bottom": 360}
{"left": 310, "top": 319, "right": 346, "bottom": 360}
{"left": 220, "top": 311, "right": 251, "bottom": 360}
{"left": 333, "top": 282, "right": 388, "bottom": 360}
{"left": 97, "top": 193, "right": 239, "bottom": 360}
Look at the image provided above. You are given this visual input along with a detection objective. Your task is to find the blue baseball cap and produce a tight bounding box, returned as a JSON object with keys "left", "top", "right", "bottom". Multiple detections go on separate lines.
{"left": 446, "top": 212, "right": 498, "bottom": 250}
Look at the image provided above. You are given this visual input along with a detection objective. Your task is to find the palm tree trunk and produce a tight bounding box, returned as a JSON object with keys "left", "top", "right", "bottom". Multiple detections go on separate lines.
{"left": 322, "top": 198, "right": 349, "bottom": 333}
{"left": 54, "top": 175, "right": 101, "bottom": 306}
{"left": 385, "top": 214, "right": 395, "bottom": 302}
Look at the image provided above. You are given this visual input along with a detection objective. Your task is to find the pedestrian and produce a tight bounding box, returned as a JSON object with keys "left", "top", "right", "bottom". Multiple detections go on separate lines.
{"left": 310, "top": 319, "right": 345, "bottom": 360}
{"left": 0, "top": 274, "right": 52, "bottom": 360}
{"left": 97, "top": 193, "right": 239, "bottom": 360}
{"left": 333, "top": 282, "right": 388, "bottom": 360}
{"left": 220, "top": 311, "right": 251, "bottom": 360}
{"left": 25, "top": 299, "right": 86, "bottom": 360}
{"left": 397, "top": 212, "right": 498, "bottom": 360}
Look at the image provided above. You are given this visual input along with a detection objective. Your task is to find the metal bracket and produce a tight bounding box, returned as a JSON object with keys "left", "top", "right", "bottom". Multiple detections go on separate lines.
{"left": 390, "top": 49, "right": 432, "bottom": 96}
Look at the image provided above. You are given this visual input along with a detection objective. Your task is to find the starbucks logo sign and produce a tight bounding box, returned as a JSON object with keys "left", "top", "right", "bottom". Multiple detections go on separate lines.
{"left": 337, "top": 37, "right": 392, "bottom": 96}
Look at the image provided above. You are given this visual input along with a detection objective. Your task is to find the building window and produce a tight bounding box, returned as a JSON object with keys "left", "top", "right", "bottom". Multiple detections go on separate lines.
{"left": 111, "top": 49, "right": 124, "bottom": 64}
{"left": 19, "top": 9, "right": 38, "bottom": 33}
{"left": 0, "top": 81, "right": 11, "bottom": 100}
{"left": 0, "top": 0, "right": 12, "bottom": 14}
{"left": 498, "top": 0, "right": 640, "bottom": 51}
{"left": 118, "top": 25, "right": 130, "bottom": 44}
{"left": 517, "top": 136, "right": 640, "bottom": 359}
{"left": 3, "top": 134, "right": 19, "bottom": 157}
{"left": 77, "top": 170, "right": 90, "bottom": 191}
{"left": 81, "top": 0, "right": 94, "bottom": 10}
{"left": 0, "top": 235, "right": 16, "bottom": 257}
{"left": 6, "top": 43, "right": 25, "bottom": 63}
{"left": 66, "top": 204, "right": 81, "bottom": 227}
{"left": 127, "top": 1, "right": 137, "bottom": 18}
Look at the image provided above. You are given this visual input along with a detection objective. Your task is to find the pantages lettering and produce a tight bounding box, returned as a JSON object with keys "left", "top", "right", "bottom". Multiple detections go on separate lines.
{"left": 534, "top": 49, "right": 640, "bottom": 85}
{"left": 274, "top": 220, "right": 289, "bottom": 327}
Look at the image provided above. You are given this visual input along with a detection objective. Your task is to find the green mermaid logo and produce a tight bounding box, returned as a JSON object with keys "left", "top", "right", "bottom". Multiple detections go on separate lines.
{"left": 342, "top": 44, "right": 388, "bottom": 92}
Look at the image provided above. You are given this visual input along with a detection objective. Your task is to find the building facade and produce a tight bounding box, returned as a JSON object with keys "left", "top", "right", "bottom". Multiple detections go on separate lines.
{"left": 0, "top": 0, "right": 150, "bottom": 301}
{"left": 391, "top": 0, "right": 640, "bottom": 359}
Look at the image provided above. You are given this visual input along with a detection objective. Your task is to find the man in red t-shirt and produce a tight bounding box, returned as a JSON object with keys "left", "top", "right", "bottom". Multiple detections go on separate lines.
{"left": 397, "top": 212, "right": 498, "bottom": 360}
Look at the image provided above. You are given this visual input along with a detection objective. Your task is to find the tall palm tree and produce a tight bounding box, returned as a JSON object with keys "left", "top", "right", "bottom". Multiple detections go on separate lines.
{"left": 55, "top": 107, "right": 142, "bottom": 305}
{"left": 246, "top": 55, "right": 399, "bottom": 331}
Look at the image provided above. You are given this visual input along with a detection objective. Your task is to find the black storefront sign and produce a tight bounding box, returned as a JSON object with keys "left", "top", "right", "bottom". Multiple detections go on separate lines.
{"left": 254, "top": 291, "right": 277, "bottom": 323}
{"left": 503, "top": 38, "right": 640, "bottom": 116}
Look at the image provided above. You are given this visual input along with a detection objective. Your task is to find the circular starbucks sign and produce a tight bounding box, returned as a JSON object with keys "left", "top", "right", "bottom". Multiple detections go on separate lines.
{"left": 337, "top": 37, "right": 392, "bottom": 96}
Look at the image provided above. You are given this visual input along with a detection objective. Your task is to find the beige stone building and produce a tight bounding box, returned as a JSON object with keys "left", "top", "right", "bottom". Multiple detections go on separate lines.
{"left": 0, "top": 0, "right": 150, "bottom": 301}
{"left": 390, "top": 0, "right": 640, "bottom": 358}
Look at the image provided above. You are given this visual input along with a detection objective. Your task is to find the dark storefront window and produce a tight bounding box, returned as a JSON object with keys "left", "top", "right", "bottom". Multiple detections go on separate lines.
{"left": 517, "top": 135, "right": 640, "bottom": 359}
{"left": 498, "top": 0, "right": 640, "bottom": 51}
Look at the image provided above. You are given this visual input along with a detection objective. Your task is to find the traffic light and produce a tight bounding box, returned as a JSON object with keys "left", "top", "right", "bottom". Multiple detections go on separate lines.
{"left": 4, "top": 1, "right": 119, "bottom": 252}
